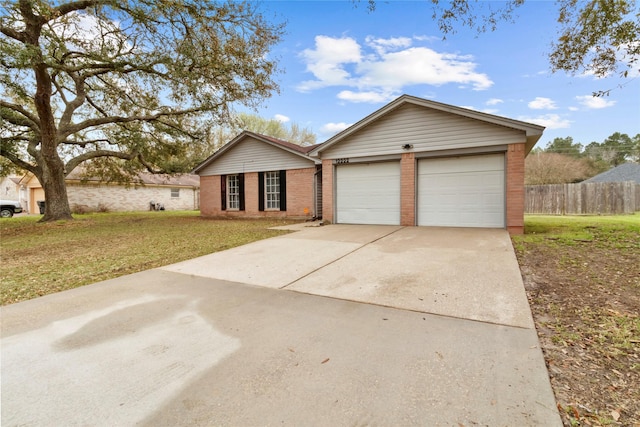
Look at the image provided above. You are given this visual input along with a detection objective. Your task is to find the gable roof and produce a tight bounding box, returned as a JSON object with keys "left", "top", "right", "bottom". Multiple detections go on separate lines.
{"left": 309, "top": 94, "right": 545, "bottom": 157}
{"left": 192, "top": 131, "right": 318, "bottom": 174}
{"left": 583, "top": 163, "right": 640, "bottom": 184}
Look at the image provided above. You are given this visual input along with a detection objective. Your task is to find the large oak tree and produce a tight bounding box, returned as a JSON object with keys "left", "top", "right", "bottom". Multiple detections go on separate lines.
{"left": 1, "top": 0, "right": 284, "bottom": 221}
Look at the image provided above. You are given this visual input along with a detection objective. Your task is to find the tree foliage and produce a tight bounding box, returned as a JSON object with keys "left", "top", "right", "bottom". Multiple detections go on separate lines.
{"left": 551, "top": 0, "right": 640, "bottom": 90}
{"left": 525, "top": 152, "right": 598, "bottom": 185}
{"left": 235, "top": 113, "right": 317, "bottom": 146}
{"left": 362, "top": 0, "right": 640, "bottom": 90}
{"left": 529, "top": 132, "right": 639, "bottom": 184}
{"left": 584, "top": 132, "right": 637, "bottom": 167}
{"left": 545, "top": 136, "right": 583, "bottom": 158}
{"left": 0, "top": 0, "right": 284, "bottom": 221}
{"left": 183, "top": 113, "right": 318, "bottom": 169}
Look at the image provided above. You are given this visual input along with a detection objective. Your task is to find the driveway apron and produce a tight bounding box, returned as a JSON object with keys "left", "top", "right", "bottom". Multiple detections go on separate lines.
{"left": 1, "top": 224, "right": 562, "bottom": 426}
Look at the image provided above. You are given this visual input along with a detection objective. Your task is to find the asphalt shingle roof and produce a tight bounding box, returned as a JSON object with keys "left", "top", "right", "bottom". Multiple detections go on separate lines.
{"left": 66, "top": 169, "right": 200, "bottom": 187}
{"left": 583, "top": 163, "right": 640, "bottom": 184}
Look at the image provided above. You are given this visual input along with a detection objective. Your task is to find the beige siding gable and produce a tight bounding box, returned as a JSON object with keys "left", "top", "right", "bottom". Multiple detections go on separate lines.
{"left": 322, "top": 103, "right": 526, "bottom": 159}
{"left": 199, "top": 137, "right": 315, "bottom": 176}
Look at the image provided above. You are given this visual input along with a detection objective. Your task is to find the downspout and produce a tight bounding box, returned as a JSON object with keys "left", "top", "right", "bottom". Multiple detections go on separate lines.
{"left": 313, "top": 165, "right": 322, "bottom": 219}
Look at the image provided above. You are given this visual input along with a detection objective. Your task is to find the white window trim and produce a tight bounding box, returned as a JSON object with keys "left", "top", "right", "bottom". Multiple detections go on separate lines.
{"left": 264, "top": 171, "right": 280, "bottom": 211}
{"left": 227, "top": 174, "right": 240, "bottom": 210}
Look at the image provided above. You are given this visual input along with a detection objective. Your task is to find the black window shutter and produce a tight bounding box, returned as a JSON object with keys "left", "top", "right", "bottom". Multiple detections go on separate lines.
{"left": 239, "top": 173, "right": 245, "bottom": 211}
{"left": 258, "top": 172, "right": 264, "bottom": 211}
{"left": 279, "top": 169, "right": 287, "bottom": 211}
{"left": 220, "top": 175, "right": 226, "bottom": 211}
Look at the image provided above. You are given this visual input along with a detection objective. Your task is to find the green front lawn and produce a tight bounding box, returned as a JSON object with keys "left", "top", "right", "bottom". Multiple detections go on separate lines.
{"left": 1, "top": 212, "right": 296, "bottom": 305}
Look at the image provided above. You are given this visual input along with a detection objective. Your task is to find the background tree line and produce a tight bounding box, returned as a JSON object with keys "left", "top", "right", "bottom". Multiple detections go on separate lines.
{"left": 525, "top": 133, "right": 640, "bottom": 185}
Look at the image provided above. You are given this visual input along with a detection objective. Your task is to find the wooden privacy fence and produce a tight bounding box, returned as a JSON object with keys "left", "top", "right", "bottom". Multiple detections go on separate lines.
{"left": 525, "top": 181, "right": 640, "bottom": 215}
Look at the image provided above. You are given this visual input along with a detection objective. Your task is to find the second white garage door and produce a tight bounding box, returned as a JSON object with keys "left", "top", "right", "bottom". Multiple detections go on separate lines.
{"left": 336, "top": 162, "right": 400, "bottom": 225}
{"left": 418, "top": 154, "right": 505, "bottom": 228}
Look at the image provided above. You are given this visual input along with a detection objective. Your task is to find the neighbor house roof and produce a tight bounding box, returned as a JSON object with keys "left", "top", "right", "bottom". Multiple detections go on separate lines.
{"left": 308, "top": 94, "right": 545, "bottom": 157}
{"left": 192, "top": 131, "right": 319, "bottom": 174}
{"left": 583, "top": 163, "right": 640, "bottom": 184}
{"left": 20, "top": 170, "right": 199, "bottom": 188}
{"left": 66, "top": 170, "right": 200, "bottom": 187}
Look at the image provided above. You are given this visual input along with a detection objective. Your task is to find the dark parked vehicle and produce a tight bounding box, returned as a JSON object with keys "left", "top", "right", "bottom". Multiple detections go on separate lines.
{"left": 0, "top": 199, "right": 23, "bottom": 218}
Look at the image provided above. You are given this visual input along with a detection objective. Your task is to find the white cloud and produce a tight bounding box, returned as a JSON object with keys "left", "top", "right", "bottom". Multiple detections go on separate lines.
{"left": 518, "top": 114, "right": 571, "bottom": 129}
{"left": 459, "top": 105, "right": 476, "bottom": 110}
{"left": 568, "top": 106, "right": 579, "bottom": 111}
{"left": 482, "top": 109, "right": 499, "bottom": 114}
{"left": 522, "top": 70, "right": 547, "bottom": 78}
{"left": 274, "top": 114, "right": 290, "bottom": 123}
{"left": 298, "top": 35, "right": 493, "bottom": 102}
{"left": 414, "top": 35, "right": 440, "bottom": 43}
{"left": 528, "top": 97, "right": 558, "bottom": 110}
{"left": 575, "top": 95, "right": 617, "bottom": 109}
{"left": 320, "top": 122, "right": 352, "bottom": 135}
{"left": 486, "top": 98, "right": 503, "bottom": 106}
{"left": 298, "top": 36, "right": 362, "bottom": 91}
{"left": 365, "top": 36, "right": 412, "bottom": 55}
{"left": 337, "top": 90, "right": 394, "bottom": 103}
{"left": 357, "top": 47, "right": 492, "bottom": 91}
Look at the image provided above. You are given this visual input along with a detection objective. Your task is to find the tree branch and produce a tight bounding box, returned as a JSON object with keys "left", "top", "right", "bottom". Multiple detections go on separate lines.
{"left": 0, "top": 100, "right": 40, "bottom": 129}
{"left": 62, "top": 138, "right": 112, "bottom": 147}
{"left": 53, "top": 0, "right": 104, "bottom": 18}
{"left": 0, "top": 145, "right": 37, "bottom": 175}
{"left": 0, "top": 24, "right": 27, "bottom": 43}
{"left": 65, "top": 149, "right": 137, "bottom": 174}
{"left": 58, "top": 71, "right": 87, "bottom": 130}
{"left": 59, "top": 108, "right": 202, "bottom": 138}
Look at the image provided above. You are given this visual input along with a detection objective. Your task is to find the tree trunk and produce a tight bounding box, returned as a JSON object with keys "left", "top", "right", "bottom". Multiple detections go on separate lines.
{"left": 37, "top": 154, "right": 73, "bottom": 222}
{"left": 25, "top": 12, "right": 73, "bottom": 223}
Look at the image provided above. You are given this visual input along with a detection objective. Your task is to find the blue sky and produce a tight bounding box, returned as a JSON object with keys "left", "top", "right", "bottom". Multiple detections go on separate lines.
{"left": 249, "top": 1, "right": 640, "bottom": 148}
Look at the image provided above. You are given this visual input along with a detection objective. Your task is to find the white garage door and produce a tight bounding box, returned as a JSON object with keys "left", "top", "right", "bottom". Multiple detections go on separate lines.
{"left": 336, "top": 162, "right": 400, "bottom": 225}
{"left": 418, "top": 154, "right": 505, "bottom": 228}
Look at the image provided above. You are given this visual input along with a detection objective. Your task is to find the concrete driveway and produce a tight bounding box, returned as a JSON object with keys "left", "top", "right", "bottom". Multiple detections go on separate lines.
{"left": 1, "top": 224, "right": 561, "bottom": 426}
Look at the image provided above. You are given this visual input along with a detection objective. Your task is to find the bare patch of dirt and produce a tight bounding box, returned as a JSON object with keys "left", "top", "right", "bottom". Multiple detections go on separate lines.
{"left": 514, "top": 229, "right": 640, "bottom": 426}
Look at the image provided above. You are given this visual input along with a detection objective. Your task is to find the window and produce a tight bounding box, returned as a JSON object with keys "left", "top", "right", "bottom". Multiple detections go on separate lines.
{"left": 265, "top": 171, "right": 280, "bottom": 210}
{"left": 170, "top": 188, "right": 180, "bottom": 198}
{"left": 258, "top": 170, "right": 285, "bottom": 212}
{"left": 227, "top": 174, "right": 240, "bottom": 210}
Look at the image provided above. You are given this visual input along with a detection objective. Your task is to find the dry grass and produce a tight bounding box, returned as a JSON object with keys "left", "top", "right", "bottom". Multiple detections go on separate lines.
{"left": 513, "top": 214, "right": 640, "bottom": 427}
{"left": 1, "top": 212, "right": 297, "bottom": 305}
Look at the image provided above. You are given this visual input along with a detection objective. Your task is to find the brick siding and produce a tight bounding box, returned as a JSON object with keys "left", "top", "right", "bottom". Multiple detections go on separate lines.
{"left": 67, "top": 183, "right": 199, "bottom": 212}
{"left": 321, "top": 159, "right": 334, "bottom": 223}
{"left": 506, "top": 143, "right": 525, "bottom": 235}
{"left": 199, "top": 167, "right": 316, "bottom": 219}
{"left": 400, "top": 153, "right": 416, "bottom": 226}
{"left": 200, "top": 175, "right": 220, "bottom": 216}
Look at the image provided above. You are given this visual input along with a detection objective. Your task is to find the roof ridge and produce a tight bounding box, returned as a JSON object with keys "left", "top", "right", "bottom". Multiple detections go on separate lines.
{"left": 246, "top": 131, "right": 318, "bottom": 154}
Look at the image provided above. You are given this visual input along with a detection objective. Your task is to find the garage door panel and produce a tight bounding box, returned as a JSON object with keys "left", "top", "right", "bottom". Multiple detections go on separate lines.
{"left": 336, "top": 162, "right": 400, "bottom": 225}
{"left": 424, "top": 154, "right": 503, "bottom": 174}
{"left": 418, "top": 154, "right": 505, "bottom": 228}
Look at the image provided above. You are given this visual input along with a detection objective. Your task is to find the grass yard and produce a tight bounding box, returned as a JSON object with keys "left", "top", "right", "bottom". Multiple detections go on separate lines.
{"left": 512, "top": 214, "right": 640, "bottom": 427}
{"left": 0, "top": 212, "right": 297, "bottom": 305}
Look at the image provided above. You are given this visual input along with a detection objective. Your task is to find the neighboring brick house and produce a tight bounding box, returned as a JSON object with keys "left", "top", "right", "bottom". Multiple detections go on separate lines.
{"left": 19, "top": 171, "right": 199, "bottom": 213}
{"left": 193, "top": 131, "right": 321, "bottom": 219}
{"left": 195, "top": 95, "right": 545, "bottom": 234}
